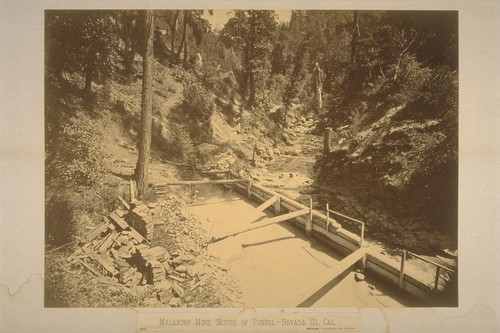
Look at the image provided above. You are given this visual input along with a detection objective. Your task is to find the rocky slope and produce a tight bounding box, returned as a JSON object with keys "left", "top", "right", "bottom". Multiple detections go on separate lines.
{"left": 315, "top": 105, "right": 457, "bottom": 254}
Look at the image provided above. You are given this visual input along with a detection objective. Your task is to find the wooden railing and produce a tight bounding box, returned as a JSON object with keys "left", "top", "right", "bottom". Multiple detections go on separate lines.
{"left": 399, "top": 250, "right": 456, "bottom": 292}
{"left": 154, "top": 173, "right": 457, "bottom": 301}
{"left": 326, "top": 204, "right": 365, "bottom": 248}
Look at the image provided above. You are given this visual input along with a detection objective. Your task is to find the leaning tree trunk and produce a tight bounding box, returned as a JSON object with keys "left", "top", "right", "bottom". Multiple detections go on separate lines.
{"left": 136, "top": 10, "right": 154, "bottom": 198}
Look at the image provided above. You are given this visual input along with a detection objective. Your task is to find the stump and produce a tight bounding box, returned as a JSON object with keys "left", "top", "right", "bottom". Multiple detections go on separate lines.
{"left": 324, "top": 127, "right": 333, "bottom": 154}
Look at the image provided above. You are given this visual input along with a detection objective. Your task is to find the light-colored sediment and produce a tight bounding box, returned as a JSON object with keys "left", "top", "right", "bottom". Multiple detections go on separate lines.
{"left": 190, "top": 185, "right": 406, "bottom": 308}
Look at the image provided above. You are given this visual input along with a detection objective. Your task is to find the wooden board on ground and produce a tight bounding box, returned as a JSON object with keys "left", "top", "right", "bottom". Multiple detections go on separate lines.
{"left": 117, "top": 196, "right": 130, "bottom": 211}
{"left": 109, "top": 211, "right": 130, "bottom": 230}
{"left": 255, "top": 195, "right": 277, "bottom": 212}
{"left": 286, "top": 248, "right": 366, "bottom": 307}
{"left": 129, "top": 228, "right": 146, "bottom": 243}
{"left": 77, "top": 259, "right": 101, "bottom": 277}
{"left": 85, "top": 223, "right": 109, "bottom": 242}
{"left": 211, "top": 209, "right": 309, "bottom": 243}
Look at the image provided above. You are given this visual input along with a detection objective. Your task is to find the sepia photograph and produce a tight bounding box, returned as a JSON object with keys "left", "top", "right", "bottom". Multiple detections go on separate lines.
{"left": 44, "top": 9, "right": 458, "bottom": 310}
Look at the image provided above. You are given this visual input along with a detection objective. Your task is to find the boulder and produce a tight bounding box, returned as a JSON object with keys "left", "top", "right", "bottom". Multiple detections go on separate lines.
{"left": 354, "top": 273, "right": 365, "bottom": 282}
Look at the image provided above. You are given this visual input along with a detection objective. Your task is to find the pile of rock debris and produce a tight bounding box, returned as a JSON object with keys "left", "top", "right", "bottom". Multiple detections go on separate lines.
{"left": 65, "top": 192, "right": 240, "bottom": 308}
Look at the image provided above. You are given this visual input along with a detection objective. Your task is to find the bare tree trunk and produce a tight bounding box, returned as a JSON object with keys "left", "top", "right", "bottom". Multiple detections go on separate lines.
{"left": 313, "top": 63, "right": 324, "bottom": 112}
{"left": 183, "top": 36, "right": 188, "bottom": 68}
{"left": 122, "top": 11, "right": 136, "bottom": 82}
{"left": 169, "top": 10, "right": 180, "bottom": 55}
{"left": 351, "top": 11, "right": 360, "bottom": 64}
{"left": 136, "top": 10, "right": 154, "bottom": 198}
{"left": 84, "top": 64, "right": 93, "bottom": 99}
{"left": 177, "top": 10, "right": 188, "bottom": 62}
{"left": 248, "top": 11, "right": 256, "bottom": 107}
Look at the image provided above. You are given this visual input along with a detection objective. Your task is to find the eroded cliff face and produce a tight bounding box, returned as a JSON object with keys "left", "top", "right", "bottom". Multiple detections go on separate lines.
{"left": 315, "top": 105, "right": 457, "bottom": 254}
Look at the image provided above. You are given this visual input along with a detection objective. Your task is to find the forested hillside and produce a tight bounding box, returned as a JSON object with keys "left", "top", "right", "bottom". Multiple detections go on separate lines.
{"left": 44, "top": 9, "right": 458, "bottom": 306}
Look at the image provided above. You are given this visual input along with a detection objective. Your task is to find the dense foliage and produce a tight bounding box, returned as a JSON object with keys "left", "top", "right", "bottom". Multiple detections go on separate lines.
{"left": 220, "top": 10, "right": 278, "bottom": 107}
{"left": 46, "top": 10, "right": 119, "bottom": 101}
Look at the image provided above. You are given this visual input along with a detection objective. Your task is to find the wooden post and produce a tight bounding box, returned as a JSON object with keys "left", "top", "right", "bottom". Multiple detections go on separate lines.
{"left": 306, "top": 198, "right": 313, "bottom": 238}
{"left": 360, "top": 223, "right": 365, "bottom": 248}
{"left": 326, "top": 203, "right": 330, "bottom": 232}
{"left": 274, "top": 196, "right": 281, "bottom": 215}
{"left": 399, "top": 250, "right": 406, "bottom": 291}
{"left": 324, "top": 127, "right": 333, "bottom": 154}
{"left": 434, "top": 266, "right": 441, "bottom": 292}
{"left": 247, "top": 181, "right": 252, "bottom": 199}
{"left": 188, "top": 184, "right": 192, "bottom": 220}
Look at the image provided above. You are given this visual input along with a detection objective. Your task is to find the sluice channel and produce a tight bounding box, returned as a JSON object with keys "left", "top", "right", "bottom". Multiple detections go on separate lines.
{"left": 186, "top": 183, "right": 408, "bottom": 307}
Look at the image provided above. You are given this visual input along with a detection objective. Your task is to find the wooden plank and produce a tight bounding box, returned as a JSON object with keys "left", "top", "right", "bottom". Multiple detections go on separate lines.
{"left": 98, "top": 277, "right": 127, "bottom": 288}
{"left": 202, "top": 169, "right": 230, "bottom": 174}
{"left": 287, "top": 249, "right": 366, "bottom": 307}
{"left": 77, "top": 259, "right": 101, "bottom": 277}
{"left": 167, "top": 274, "right": 186, "bottom": 283}
{"left": 109, "top": 211, "right": 129, "bottom": 230}
{"left": 407, "top": 251, "right": 455, "bottom": 273}
{"left": 92, "top": 253, "right": 119, "bottom": 276}
{"left": 154, "top": 178, "right": 248, "bottom": 187}
{"left": 129, "top": 228, "right": 146, "bottom": 243}
{"left": 311, "top": 224, "right": 360, "bottom": 254}
{"left": 115, "top": 209, "right": 127, "bottom": 218}
{"left": 85, "top": 223, "right": 109, "bottom": 242}
{"left": 248, "top": 189, "right": 268, "bottom": 205}
{"left": 248, "top": 181, "right": 275, "bottom": 197}
{"left": 97, "top": 233, "right": 113, "bottom": 253}
{"left": 99, "top": 232, "right": 117, "bottom": 254}
{"left": 255, "top": 195, "right": 277, "bottom": 212}
{"left": 117, "top": 196, "right": 130, "bottom": 211}
{"left": 211, "top": 209, "right": 309, "bottom": 243}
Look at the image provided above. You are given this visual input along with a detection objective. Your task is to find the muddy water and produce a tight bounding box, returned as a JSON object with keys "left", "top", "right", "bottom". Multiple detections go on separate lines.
{"left": 190, "top": 185, "right": 407, "bottom": 307}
